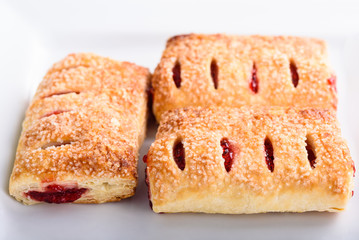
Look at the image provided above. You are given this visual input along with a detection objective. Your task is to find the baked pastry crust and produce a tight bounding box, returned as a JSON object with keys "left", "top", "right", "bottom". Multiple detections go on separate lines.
{"left": 9, "top": 53, "right": 150, "bottom": 204}
{"left": 152, "top": 34, "right": 337, "bottom": 122}
{"left": 146, "top": 107, "right": 354, "bottom": 213}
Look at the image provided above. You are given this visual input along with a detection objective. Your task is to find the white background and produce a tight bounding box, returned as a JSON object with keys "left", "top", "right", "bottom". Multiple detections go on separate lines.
{"left": 0, "top": 0, "right": 358, "bottom": 239}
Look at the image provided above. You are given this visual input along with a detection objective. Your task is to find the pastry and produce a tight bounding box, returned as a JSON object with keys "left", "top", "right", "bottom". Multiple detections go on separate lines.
{"left": 152, "top": 34, "right": 337, "bottom": 122}
{"left": 144, "top": 107, "right": 354, "bottom": 213}
{"left": 9, "top": 53, "right": 150, "bottom": 204}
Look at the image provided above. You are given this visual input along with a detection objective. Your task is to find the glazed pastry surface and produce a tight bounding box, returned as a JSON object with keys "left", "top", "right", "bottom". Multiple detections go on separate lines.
{"left": 152, "top": 34, "right": 337, "bottom": 122}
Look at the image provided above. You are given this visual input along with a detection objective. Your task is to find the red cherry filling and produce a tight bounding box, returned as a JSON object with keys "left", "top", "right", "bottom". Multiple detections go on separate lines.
{"left": 211, "top": 59, "right": 219, "bottom": 89}
{"left": 305, "top": 138, "right": 317, "bottom": 168}
{"left": 327, "top": 75, "right": 337, "bottom": 93}
{"left": 25, "top": 184, "right": 87, "bottom": 203}
{"left": 264, "top": 137, "right": 274, "bottom": 172}
{"left": 173, "top": 141, "right": 185, "bottom": 170}
{"left": 290, "top": 61, "right": 299, "bottom": 88}
{"left": 41, "top": 110, "right": 69, "bottom": 118}
{"left": 250, "top": 63, "right": 258, "bottom": 93}
{"left": 143, "top": 154, "right": 148, "bottom": 163}
{"left": 221, "top": 138, "right": 234, "bottom": 172}
{"left": 172, "top": 61, "right": 181, "bottom": 88}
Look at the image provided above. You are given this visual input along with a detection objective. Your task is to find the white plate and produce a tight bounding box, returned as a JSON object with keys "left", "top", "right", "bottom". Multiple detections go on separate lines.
{"left": 1, "top": 1, "right": 359, "bottom": 239}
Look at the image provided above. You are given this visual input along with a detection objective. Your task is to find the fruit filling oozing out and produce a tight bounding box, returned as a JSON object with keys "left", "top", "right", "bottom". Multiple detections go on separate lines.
{"left": 25, "top": 184, "right": 87, "bottom": 203}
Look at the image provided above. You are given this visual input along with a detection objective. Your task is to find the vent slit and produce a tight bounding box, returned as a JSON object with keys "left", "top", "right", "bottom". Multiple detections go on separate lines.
{"left": 221, "top": 138, "right": 234, "bottom": 172}
{"left": 42, "top": 141, "right": 72, "bottom": 150}
{"left": 250, "top": 62, "right": 258, "bottom": 93}
{"left": 44, "top": 91, "right": 80, "bottom": 98}
{"left": 290, "top": 60, "right": 299, "bottom": 88}
{"left": 211, "top": 59, "right": 219, "bottom": 89}
{"left": 40, "top": 110, "right": 70, "bottom": 119}
{"left": 264, "top": 137, "right": 274, "bottom": 172}
{"left": 305, "top": 137, "right": 317, "bottom": 168}
{"left": 173, "top": 140, "right": 185, "bottom": 170}
{"left": 172, "top": 61, "right": 181, "bottom": 88}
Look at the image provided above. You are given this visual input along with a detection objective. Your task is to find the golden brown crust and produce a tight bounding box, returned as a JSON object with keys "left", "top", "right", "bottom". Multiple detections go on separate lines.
{"left": 152, "top": 34, "right": 337, "bottom": 122}
{"left": 146, "top": 107, "right": 354, "bottom": 213}
{"left": 9, "top": 53, "right": 150, "bottom": 204}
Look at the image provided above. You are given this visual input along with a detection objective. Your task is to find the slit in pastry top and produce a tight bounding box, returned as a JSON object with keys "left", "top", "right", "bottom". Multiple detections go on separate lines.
{"left": 264, "top": 137, "right": 274, "bottom": 172}
{"left": 40, "top": 110, "right": 70, "bottom": 119}
{"left": 172, "top": 61, "right": 181, "bottom": 88}
{"left": 220, "top": 138, "right": 234, "bottom": 172}
{"left": 290, "top": 60, "right": 299, "bottom": 88}
{"left": 43, "top": 91, "right": 80, "bottom": 98}
{"left": 41, "top": 140, "right": 73, "bottom": 150}
{"left": 250, "top": 62, "right": 258, "bottom": 93}
{"left": 305, "top": 136, "right": 317, "bottom": 168}
{"left": 173, "top": 140, "right": 185, "bottom": 170}
{"left": 210, "top": 59, "right": 219, "bottom": 89}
